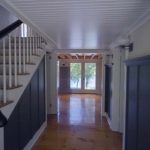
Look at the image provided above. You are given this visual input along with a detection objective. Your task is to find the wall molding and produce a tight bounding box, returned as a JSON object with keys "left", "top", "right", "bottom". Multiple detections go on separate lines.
{"left": 54, "top": 49, "right": 109, "bottom": 54}
{"left": 110, "top": 7, "right": 150, "bottom": 49}
{"left": 24, "top": 122, "right": 47, "bottom": 150}
{"left": 126, "top": 7, "right": 150, "bottom": 35}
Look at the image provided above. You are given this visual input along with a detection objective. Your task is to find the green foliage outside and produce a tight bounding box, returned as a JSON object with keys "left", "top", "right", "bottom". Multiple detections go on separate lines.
{"left": 85, "top": 63, "right": 96, "bottom": 88}
{"left": 70, "top": 63, "right": 81, "bottom": 87}
{"left": 70, "top": 63, "right": 96, "bottom": 88}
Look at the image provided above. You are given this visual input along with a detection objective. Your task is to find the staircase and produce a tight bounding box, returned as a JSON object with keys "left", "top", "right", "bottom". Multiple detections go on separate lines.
{"left": 0, "top": 21, "right": 46, "bottom": 117}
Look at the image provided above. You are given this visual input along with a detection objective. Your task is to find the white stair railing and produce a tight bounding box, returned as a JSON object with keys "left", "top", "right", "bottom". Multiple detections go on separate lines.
{"left": 0, "top": 22, "right": 47, "bottom": 105}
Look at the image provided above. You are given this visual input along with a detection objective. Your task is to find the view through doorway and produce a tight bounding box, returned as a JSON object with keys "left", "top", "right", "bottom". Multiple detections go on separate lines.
{"left": 57, "top": 53, "right": 102, "bottom": 94}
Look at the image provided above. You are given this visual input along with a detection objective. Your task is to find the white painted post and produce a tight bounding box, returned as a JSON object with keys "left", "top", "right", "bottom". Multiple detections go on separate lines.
{"left": 26, "top": 25, "right": 29, "bottom": 63}
{"left": 35, "top": 33, "right": 37, "bottom": 55}
{"left": 38, "top": 35, "right": 41, "bottom": 54}
{"left": 33, "top": 31, "right": 35, "bottom": 55}
{"left": 8, "top": 34, "right": 12, "bottom": 88}
{"left": 14, "top": 29, "right": 18, "bottom": 87}
{"left": 19, "top": 26, "right": 22, "bottom": 74}
{"left": 38, "top": 35, "right": 40, "bottom": 48}
{"left": 40, "top": 36, "right": 41, "bottom": 48}
{"left": 29, "top": 28, "right": 32, "bottom": 63}
{"left": 3, "top": 38, "right": 6, "bottom": 103}
{"left": 37, "top": 35, "right": 39, "bottom": 48}
{"left": 41, "top": 36, "right": 42, "bottom": 48}
{"left": 23, "top": 24, "right": 26, "bottom": 73}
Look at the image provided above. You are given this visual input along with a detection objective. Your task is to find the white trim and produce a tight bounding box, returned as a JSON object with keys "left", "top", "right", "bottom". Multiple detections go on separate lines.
{"left": 126, "top": 7, "right": 150, "bottom": 35}
{"left": 55, "top": 49, "right": 109, "bottom": 54}
{"left": 110, "top": 7, "right": 150, "bottom": 49}
{"left": 104, "top": 112, "right": 112, "bottom": 130}
{"left": 0, "top": 0, "right": 57, "bottom": 49}
{"left": 44, "top": 55, "right": 48, "bottom": 117}
{"left": 23, "top": 122, "right": 47, "bottom": 150}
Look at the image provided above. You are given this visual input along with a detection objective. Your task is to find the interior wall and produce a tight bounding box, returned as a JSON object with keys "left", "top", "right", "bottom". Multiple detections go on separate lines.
{"left": 0, "top": 5, "right": 18, "bottom": 31}
{"left": 46, "top": 52, "right": 57, "bottom": 114}
{"left": 111, "top": 49, "right": 122, "bottom": 132}
{"left": 107, "top": 19, "right": 150, "bottom": 133}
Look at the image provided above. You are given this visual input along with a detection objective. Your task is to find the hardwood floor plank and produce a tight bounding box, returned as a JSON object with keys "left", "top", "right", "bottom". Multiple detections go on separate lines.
{"left": 32, "top": 94, "right": 122, "bottom": 150}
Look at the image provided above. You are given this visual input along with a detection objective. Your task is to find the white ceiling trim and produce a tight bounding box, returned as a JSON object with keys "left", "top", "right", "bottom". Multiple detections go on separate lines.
{"left": 126, "top": 7, "right": 150, "bottom": 35}
{"left": 54, "top": 49, "right": 109, "bottom": 54}
{"left": 110, "top": 7, "right": 150, "bottom": 49}
{"left": 0, "top": 0, "right": 58, "bottom": 49}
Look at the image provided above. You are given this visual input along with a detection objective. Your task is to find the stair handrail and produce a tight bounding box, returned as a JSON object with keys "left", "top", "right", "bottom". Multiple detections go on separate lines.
{"left": 0, "top": 20, "right": 22, "bottom": 39}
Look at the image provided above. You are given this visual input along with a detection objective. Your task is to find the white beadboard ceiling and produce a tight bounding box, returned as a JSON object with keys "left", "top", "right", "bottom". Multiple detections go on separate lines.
{"left": 3, "top": 0, "right": 150, "bottom": 50}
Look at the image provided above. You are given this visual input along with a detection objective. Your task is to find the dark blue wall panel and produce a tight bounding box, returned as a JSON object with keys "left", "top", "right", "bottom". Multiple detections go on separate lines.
{"left": 4, "top": 58, "right": 45, "bottom": 150}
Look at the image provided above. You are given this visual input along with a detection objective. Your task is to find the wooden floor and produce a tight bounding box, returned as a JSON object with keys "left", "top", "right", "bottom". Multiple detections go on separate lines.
{"left": 32, "top": 94, "right": 122, "bottom": 150}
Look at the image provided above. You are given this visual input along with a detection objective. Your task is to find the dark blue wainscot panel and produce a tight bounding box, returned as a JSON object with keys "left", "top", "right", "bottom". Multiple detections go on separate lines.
{"left": 19, "top": 85, "right": 31, "bottom": 149}
{"left": 125, "top": 56, "right": 150, "bottom": 150}
{"left": 4, "top": 104, "right": 20, "bottom": 150}
{"left": 30, "top": 70, "right": 39, "bottom": 137}
{"left": 4, "top": 58, "right": 46, "bottom": 150}
{"left": 38, "top": 60, "right": 45, "bottom": 127}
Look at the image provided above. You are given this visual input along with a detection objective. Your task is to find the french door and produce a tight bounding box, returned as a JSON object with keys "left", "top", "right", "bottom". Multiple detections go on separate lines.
{"left": 70, "top": 62, "right": 97, "bottom": 93}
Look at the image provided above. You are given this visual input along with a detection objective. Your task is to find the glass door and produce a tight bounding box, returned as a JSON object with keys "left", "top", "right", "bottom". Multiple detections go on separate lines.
{"left": 70, "top": 62, "right": 97, "bottom": 93}
{"left": 84, "top": 63, "right": 96, "bottom": 90}
{"left": 70, "top": 63, "right": 82, "bottom": 89}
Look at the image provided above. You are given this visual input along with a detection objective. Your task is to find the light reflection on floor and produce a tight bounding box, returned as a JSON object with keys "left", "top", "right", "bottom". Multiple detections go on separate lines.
{"left": 57, "top": 94, "right": 98, "bottom": 126}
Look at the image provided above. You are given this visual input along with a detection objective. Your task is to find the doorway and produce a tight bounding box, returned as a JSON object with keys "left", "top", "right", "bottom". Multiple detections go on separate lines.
{"left": 70, "top": 62, "right": 97, "bottom": 93}
{"left": 57, "top": 53, "right": 102, "bottom": 95}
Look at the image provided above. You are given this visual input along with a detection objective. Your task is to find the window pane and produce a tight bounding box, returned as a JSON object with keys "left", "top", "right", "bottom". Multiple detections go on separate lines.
{"left": 84, "top": 63, "right": 96, "bottom": 90}
{"left": 70, "top": 63, "right": 81, "bottom": 89}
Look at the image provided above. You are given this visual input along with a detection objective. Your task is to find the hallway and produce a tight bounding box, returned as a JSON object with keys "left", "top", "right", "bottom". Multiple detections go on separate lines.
{"left": 32, "top": 94, "right": 122, "bottom": 150}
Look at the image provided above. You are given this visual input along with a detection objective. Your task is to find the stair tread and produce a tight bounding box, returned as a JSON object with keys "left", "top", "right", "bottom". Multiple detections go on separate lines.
{"left": 0, "top": 101, "right": 13, "bottom": 108}
{"left": 0, "top": 85, "right": 22, "bottom": 90}
{"left": 0, "top": 62, "right": 35, "bottom": 65}
{"left": 0, "top": 72, "right": 30, "bottom": 76}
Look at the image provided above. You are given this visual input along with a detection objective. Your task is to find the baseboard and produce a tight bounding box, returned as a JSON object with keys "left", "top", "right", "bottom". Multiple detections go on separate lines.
{"left": 23, "top": 121, "right": 47, "bottom": 150}
{"left": 104, "top": 112, "right": 112, "bottom": 129}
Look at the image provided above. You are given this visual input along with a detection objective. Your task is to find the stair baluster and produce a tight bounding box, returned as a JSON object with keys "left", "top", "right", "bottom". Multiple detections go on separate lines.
{"left": 3, "top": 38, "right": 7, "bottom": 103}
{"left": 35, "top": 33, "right": 37, "bottom": 55}
{"left": 8, "top": 34, "right": 12, "bottom": 88}
{"left": 18, "top": 26, "right": 22, "bottom": 74}
{"left": 38, "top": 34, "right": 40, "bottom": 55}
{"left": 14, "top": 29, "right": 18, "bottom": 86}
{"left": 22, "top": 24, "right": 26, "bottom": 73}
{"left": 26, "top": 25, "right": 29, "bottom": 63}
{"left": 33, "top": 31, "right": 35, "bottom": 55}
{"left": 29, "top": 28, "right": 32, "bottom": 63}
